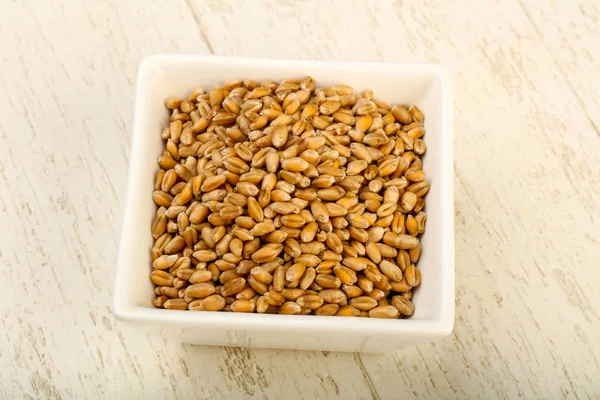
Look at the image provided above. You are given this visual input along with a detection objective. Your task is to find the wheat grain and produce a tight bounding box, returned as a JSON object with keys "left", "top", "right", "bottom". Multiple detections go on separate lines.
{"left": 151, "top": 78, "right": 429, "bottom": 318}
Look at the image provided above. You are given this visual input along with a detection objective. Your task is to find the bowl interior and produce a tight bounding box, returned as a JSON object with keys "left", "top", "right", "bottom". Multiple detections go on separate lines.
{"left": 117, "top": 56, "right": 452, "bottom": 323}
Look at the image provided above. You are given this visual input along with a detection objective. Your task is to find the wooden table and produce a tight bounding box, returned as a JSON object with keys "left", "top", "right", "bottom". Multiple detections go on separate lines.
{"left": 1, "top": 1, "right": 599, "bottom": 398}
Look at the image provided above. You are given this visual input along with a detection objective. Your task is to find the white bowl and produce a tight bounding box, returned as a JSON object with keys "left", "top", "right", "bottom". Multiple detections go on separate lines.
{"left": 113, "top": 54, "right": 454, "bottom": 353}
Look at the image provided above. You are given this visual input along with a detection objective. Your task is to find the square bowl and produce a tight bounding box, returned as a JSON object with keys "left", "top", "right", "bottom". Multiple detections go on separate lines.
{"left": 113, "top": 54, "right": 454, "bottom": 353}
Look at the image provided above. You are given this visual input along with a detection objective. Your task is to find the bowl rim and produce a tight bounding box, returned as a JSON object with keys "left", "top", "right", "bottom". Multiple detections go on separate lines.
{"left": 113, "top": 54, "right": 455, "bottom": 337}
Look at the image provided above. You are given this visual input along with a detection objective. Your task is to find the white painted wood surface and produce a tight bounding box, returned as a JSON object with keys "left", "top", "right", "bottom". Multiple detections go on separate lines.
{"left": 1, "top": 0, "right": 599, "bottom": 398}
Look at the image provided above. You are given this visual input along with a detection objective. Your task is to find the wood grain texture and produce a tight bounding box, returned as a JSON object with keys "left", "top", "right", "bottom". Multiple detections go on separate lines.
{"left": 1, "top": 0, "right": 599, "bottom": 398}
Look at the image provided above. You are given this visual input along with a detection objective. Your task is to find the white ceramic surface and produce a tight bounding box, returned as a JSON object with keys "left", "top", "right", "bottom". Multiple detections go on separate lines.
{"left": 113, "top": 54, "right": 454, "bottom": 352}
